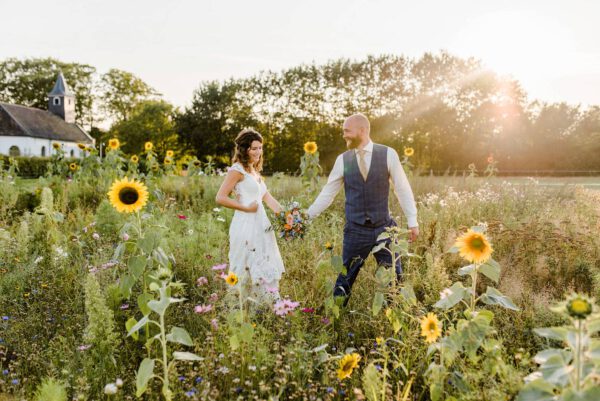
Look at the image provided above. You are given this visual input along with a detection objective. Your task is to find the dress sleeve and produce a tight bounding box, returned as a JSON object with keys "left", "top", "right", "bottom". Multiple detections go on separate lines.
{"left": 229, "top": 163, "right": 246, "bottom": 175}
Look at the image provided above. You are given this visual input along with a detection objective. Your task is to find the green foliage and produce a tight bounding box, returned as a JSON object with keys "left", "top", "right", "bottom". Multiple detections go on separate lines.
{"left": 83, "top": 274, "right": 120, "bottom": 395}
{"left": 33, "top": 378, "right": 68, "bottom": 401}
{"left": 517, "top": 294, "right": 600, "bottom": 401}
{"left": 99, "top": 68, "right": 157, "bottom": 121}
{"left": 109, "top": 100, "right": 179, "bottom": 156}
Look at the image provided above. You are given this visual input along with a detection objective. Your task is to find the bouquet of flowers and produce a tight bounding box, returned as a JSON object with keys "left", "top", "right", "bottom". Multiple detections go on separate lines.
{"left": 270, "top": 201, "right": 309, "bottom": 240}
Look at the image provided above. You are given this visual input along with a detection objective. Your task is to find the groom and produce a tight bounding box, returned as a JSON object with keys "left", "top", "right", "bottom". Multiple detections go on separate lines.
{"left": 307, "top": 113, "right": 419, "bottom": 305}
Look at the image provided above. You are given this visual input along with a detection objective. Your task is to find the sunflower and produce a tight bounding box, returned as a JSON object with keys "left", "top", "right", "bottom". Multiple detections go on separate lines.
{"left": 107, "top": 177, "right": 149, "bottom": 213}
{"left": 566, "top": 294, "right": 593, "bottom": 319}
{"left": 166, "top": 150, "right": 174, "bottom": 158}
{"left": 69, "top": 163, "right": 78, "bottom": 171}
{"left": 404, "top": 147, "right": 414, "bottom": 157}
{"left": 225, "top": 272, "right": 238, "bottom": 286}
{"left": 193, "top": 160, "right": 201, "bottom": 167}
{"left": 468, "top": 163, "right": 476, "bottom": 170}
{"left": 77, "top": 143, "right": 86, "bottom": 150}
{"left": 108, "top": 138, "right": 120, "bottom": 150}
{"left": 420, "top": 313, "right": 442, "bottom": 343}
{"left": 303, "top": 141, "right": 318, "bottom": 154}
{"left": 454, "top": 229, "right": 493, "bottom": 263}
{"left": 164, "top": 157, "right": 173, "bottom": 166}
{"left": 324, "top": 242, "right": 333, "bottom": 250}
{"left": 130, "top": 155, "right": 139, "bottom": 163}
{"left": 337, "top": 353, "right": 361, "bottom": 380}
{"left": 52, "top": 142, "right": 61, "bottom": 150}
{"left": 144, "top": 142, "right": 153, "bottom": 152}
{"left": 85, "top": 146, "right": 94, "bottom": 152}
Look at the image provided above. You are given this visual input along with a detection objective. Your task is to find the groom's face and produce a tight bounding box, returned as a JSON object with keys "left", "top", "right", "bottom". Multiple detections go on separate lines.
{"left": 342, "top": 120, "right": 362, "bottom": 149}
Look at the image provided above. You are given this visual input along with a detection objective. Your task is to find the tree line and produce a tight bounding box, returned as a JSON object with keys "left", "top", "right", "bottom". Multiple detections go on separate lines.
{"left": 1, "top": 53, "right": 599, "bottom": 173}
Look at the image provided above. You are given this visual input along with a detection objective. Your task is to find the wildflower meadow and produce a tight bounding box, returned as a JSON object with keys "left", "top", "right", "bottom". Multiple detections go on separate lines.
{"left": 0, "top": 141, "right": 599, "bottom": 401}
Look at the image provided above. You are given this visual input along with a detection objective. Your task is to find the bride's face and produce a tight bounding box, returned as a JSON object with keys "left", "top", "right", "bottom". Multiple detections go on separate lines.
{"left": 247, "top": 140, "right": 263, "bottom": 165}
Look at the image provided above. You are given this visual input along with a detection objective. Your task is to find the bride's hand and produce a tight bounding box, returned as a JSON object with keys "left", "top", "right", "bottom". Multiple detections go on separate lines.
{"left": 244, "top": 201, "right": 259, "bottom": 213}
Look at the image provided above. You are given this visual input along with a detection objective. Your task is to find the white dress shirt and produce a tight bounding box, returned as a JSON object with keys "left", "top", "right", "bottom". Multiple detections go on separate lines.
{"left": 307, "top": 141, "right": 418, "bottom": 227}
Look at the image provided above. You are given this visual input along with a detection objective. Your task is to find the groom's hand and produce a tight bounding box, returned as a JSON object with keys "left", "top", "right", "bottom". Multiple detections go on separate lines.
{"left": 408, "top": 226, "right": 419, "bottom": 243}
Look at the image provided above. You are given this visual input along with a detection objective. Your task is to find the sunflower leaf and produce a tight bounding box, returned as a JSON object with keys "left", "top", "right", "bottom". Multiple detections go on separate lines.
{"left": 448, "top": 246, "right": 460, "bottom": 254}
{"left": 480, "top": 287, "right": 519, "bottom": 311}
{"left": 434, "top": 282, "right": 467, "bottom": 309}
{"left": 480, "top": 259, "right": 500, "bottom": 283}
{"left": 533, "top": 327, "right": 569, "bottom": 341}
{"left": 458, "top": 264, "right": 476, "bottom": 276}
{"left": 372, "top": 292, "right": 385, "bottom": 316}
{"left": 470, "top": 225, "right": 486, "bottom": 233}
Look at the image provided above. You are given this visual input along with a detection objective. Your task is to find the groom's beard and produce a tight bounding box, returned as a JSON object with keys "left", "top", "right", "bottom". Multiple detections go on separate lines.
{"left": 345, "top": 137, "right": 361, "bottom": 149}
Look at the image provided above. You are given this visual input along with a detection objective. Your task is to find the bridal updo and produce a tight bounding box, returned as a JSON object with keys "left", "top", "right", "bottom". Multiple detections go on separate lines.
{"left": 232, "top": 128, "right": 264, "bottom": 172}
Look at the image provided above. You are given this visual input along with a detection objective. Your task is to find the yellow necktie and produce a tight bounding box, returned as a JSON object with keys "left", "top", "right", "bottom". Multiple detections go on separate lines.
{"left": 358, "top": 149, "right": 368, "bottom": 180}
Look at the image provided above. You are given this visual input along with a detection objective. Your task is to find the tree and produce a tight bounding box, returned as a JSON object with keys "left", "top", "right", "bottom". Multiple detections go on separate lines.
{"left": 99, "top": 69, "right": 158, "bottom": 122}
{"left": 175, "top": 80, "right": 258, "bottom": 163}
{"left": 0, "top": 57, "right": 96, "bottom": 127}
{"left": 109, "top": 100, "right": 179, "bottom": 157}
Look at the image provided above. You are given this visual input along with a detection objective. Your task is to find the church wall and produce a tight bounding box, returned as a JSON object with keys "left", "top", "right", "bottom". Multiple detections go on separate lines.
{"left": 0, "top": 136, "right": 85, "bottom": 157}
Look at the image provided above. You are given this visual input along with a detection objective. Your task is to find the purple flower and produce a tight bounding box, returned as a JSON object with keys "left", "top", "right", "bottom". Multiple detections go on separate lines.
{"left": 11, "top": 379, "right": 19, "bottom": 385}
{"left": 321, "top": 317, "right": 331, "bottom": 325}
{"left": 196, "top": 276, "right": 208, "bottom": 286}
{"left": 2, "top": 316, "right": 8, "bottom": 321}
{"left": 210, "top": 318, "right": 219, "bottom": 330}
{"left": 78, "top": 344, "right": 91, "bottom": 351}
{"left": 92, "top": 232, "right": 100, "bottom": 240}
{"left": 120, "top": 304, "right": 129, "bottom": 310}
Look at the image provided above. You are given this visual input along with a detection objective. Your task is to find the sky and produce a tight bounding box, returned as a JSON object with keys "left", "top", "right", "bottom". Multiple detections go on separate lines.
{"left": 2, "top": 0, "right": 600, "bottom": 109}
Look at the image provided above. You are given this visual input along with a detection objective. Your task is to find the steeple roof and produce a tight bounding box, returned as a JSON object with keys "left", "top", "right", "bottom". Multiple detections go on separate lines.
{"left": 48, "top": 72, "right": 75, "bottom": 96}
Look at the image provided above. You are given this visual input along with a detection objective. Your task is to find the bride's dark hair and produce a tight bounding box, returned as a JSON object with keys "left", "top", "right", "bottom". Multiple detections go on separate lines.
{"left": 232, "top": 128, "right": 263, "bottom": 172}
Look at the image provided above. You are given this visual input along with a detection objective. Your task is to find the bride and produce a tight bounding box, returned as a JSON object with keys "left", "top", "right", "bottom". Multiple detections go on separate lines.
{"left": 215, "top": 129, "right": 285, "bottom": 303}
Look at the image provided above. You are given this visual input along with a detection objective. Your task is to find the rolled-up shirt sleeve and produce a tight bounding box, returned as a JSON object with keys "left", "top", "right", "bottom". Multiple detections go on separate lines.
{"left": 307, "top": 154, "right": 344, "bottom": 218}
{"left": 388, "top": 148, "right": 418, "bottom": 227}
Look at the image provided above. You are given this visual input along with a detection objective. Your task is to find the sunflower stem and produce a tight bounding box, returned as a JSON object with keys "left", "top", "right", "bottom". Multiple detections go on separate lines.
{"left": 575, "top": 319, "right": 583, "bottom": 392}
{"left": 470, "top": 266, "right": 479, "bottom": 312}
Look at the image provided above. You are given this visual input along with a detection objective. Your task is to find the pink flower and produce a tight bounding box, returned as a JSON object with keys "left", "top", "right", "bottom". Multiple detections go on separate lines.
{"left": 273, "top": 298, "right": 300, "bottom": 317}
{"left": 92, "top": 232, "right": 100, "bottom": 240}
{"left": 211, "top": 318, "right": 219, "bottom": 330}
{"left": 78, "top": 344, "right": 91, "bottom": 351}
{"left": 196, "top": 277, "right": 208, "bottom": 286}
{"left": 211, "top": 263, "right": 227, "bottom": 271}
{"left": 209, "top": 293, "right": 218, "bottom": 302}
{"left": 120, "top": 303, "right": 129, "bottom": 310}
{"left": 177, "top": 214, "right": 187, "bottom": 220}
{"left": 122, "top": 233, "right": 130, "bottom": 241}
{"left": 266, "top": 287, "right": 279, "bottom": 294}
{"left": 301, "top": 307, "right": 315, "bottom": 313}
{"left": 194, "top": 304, "right": 213, "bottom": 314}
{"left": 321, "top": 317, "right": 331, "bottom": 325}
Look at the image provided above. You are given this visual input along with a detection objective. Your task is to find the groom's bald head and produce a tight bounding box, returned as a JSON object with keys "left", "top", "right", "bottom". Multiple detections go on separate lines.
{"left": 343, "top": 113, "right": 370, "bottom": 149}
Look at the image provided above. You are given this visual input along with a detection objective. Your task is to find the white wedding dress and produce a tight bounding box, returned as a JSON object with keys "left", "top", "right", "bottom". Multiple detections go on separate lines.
{"left": 228, "top": 163, "right": 285, "bottom": 302}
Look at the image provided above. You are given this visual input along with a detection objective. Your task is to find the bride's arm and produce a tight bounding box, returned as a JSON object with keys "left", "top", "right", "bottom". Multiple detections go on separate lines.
{"left": 262, "top": 191, "right": 282, "bottom": 214}
{"left": 215, "top": 170, "right": 258, "bottom": 212}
